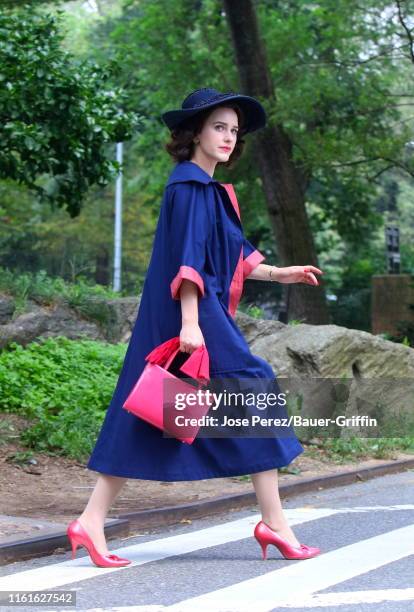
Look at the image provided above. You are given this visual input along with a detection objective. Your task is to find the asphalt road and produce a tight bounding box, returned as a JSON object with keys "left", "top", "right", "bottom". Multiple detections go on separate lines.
{"left": 0, "top": 469, "right": 413, "bottom": 612}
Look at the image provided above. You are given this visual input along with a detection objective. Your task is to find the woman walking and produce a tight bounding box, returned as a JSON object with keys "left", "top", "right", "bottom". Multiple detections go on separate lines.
{"left": 67, "top": 88, "right": 323, "bottom": 567}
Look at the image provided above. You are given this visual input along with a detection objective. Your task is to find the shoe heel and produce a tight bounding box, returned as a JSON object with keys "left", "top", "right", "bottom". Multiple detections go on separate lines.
{"left": 67, "top": 533, "right": 80, "bottom": 560}
{"left": 254, "top": 535, "right": 268, "bottom": 560}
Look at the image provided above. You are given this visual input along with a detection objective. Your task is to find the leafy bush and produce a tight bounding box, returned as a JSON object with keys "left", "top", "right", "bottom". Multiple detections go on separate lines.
{"left": 0, "top": 336, "right": 126, "bottom": 460}
{"left": 0, "top": 265, "right": 129, "bottom": 320}
{"left": 0, "top": 7, "right": 140, "bottom": 216}
{"left": 238, "top": 302, "right": 265, "bottom": 319}
{"left": 321, "top": 436, "right": 414, "bottom": 462}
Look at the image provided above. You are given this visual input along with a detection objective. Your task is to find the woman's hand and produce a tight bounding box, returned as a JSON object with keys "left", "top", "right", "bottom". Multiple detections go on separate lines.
{"left": 276, "top": 265, "right": 323, "bottom": 286}
{"left": 179, "top": 321, "right": 205, "bottom": 354}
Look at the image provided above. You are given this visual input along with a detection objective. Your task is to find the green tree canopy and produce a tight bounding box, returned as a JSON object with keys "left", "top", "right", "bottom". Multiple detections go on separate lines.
{"left": 98, "top": 0, "right": 414, "bottom": 243}
{"left": 0, "top": 5, "right": 140, "bottom": 217}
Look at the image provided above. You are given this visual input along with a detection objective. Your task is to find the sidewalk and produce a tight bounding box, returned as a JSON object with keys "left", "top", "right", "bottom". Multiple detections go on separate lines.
{"left": 1, "top": 453, "right": 413, "bottom": 566}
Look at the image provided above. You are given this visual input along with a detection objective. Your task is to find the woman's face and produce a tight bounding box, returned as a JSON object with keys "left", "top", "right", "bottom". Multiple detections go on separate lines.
{"left": 194, "top": 106, "right": 239, "bottom": 162}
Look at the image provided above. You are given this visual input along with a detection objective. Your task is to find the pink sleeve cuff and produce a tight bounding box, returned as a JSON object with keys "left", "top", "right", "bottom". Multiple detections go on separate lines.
{"left": 171, "top": 265, "right": 205, "bottom": 300}
{"left": 243, "top": 249, "right": 265, "bottom": 280}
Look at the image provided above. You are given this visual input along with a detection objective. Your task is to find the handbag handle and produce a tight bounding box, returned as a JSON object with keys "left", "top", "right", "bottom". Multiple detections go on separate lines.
{"left": 145, "top": 336, "right": 209, "bottom": 386}
{"left": 164, "top": 346, "right": 183, "bottom": 370}
{"left": 164, "top": 346, "right": 207, "bottom": 391}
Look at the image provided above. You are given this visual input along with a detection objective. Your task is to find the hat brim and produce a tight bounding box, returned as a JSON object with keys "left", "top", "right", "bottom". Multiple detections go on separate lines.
{"left": 161, "top": 94, "right": 266, "bottom": 134}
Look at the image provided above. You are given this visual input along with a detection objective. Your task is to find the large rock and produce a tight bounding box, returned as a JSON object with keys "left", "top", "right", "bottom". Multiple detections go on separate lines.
{"left": 236, "top": 312, "right": 414, "bottom": 378}
{"left": 236, "top": 312, "right": 414, "bottom": 439}
{"left": 0, "top": 294, "right": 140, "bottom": 349}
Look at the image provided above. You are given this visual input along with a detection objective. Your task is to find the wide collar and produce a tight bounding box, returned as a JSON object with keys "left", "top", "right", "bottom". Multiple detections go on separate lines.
{"left": 166, "top": 160, "right": 241, "bottom": 222}
{"left": 166, "top": 160, "right": 220, "bottom": 186}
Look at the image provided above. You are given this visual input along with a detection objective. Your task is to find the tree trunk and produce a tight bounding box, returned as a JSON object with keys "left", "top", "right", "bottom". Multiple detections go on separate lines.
{"left": 95, "top": 248, "right": 110, "bottom": 286}
{"left": 223, "top": 0, "right": 331, "bottom": 324}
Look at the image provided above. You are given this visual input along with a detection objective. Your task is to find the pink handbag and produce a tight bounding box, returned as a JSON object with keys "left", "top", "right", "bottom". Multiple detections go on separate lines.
{"left": 122, "top": 336, "right": 212, "bottom": 444}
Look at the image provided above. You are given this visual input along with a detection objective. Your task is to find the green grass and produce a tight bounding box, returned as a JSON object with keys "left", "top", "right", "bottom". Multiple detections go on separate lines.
{"left": 312, "top": 435, "right": 414, "bottom": 463}
{"left": 0, "top": 266, "right": 131, "bottom": 320}
{"left": 0, "top": 336, "right": 127, "bottom": 461}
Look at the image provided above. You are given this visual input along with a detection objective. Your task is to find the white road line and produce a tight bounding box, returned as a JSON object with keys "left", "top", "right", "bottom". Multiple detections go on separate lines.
{"left": 72, "top": 588, "right": 414, "bottom": 611}
{"left": 329, "top": 504, "right": 414, "bottom": 512}
{"left": 265, "top": 588, "right": 414, "bottom": 608}
{"left": 68, "top": 608, "right": 165, "bottom": 612}
{"left": 2, "top": 505, "right": 413, "bottom": 597}
{"left": 0, "top": 508, "right": 337, "bottom": 591}
{"left": 166, "top": 523, "right": 414, "bottom": 612}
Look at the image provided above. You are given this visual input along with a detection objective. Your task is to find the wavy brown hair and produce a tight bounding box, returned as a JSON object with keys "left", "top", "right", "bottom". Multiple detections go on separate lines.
{"left": 164, "top": 103, "right": 246, "bottom": 169}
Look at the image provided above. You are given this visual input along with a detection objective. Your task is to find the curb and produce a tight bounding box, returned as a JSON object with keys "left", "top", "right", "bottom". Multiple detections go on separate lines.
{"left": 1, "top": 457, "right": 413, "bottom": 566}
{"left": 120, "top": 457, "right": 414, "bottom": 529}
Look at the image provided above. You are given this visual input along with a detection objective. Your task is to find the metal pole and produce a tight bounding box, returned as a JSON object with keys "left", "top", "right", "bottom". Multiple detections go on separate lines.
{"left": 113, "top": 142, "right": 123, "bottom": 291}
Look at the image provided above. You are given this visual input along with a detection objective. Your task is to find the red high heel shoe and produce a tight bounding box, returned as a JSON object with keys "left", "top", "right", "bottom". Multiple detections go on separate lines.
{"left": 254, "top": 520, "right": 321, "bottom": 560}
{"left": 67, "top": 519, "right": 132, "bottom": 568}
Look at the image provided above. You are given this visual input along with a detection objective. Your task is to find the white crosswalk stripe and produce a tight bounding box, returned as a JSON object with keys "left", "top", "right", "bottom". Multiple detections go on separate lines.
{"left": 256, "top": 588, "right": 414, "bottom": 608}
{"left": 70, "top": 589, "right": 414, "bottom": 611}
{"left": 0, "top": 508, "right": 338, "bottom": 591}
{"left": 166, "top": 523, "right": 414, "bottom": 611}
{"left": 1, "top": 505, "right": 413, "bottom": 611}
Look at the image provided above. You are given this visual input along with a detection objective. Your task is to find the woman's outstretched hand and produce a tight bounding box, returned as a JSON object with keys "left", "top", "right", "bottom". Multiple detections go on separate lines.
{"left": 276, "top": 265, "right": 323, "bottom": 286}
{"left": 180, "top": 322, "right": 205, "bottom": 354}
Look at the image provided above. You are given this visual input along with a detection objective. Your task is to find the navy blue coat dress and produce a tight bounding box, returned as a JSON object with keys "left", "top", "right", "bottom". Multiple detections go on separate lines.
{"left": 86, "top": 160, "right": 304, "bottom": 480}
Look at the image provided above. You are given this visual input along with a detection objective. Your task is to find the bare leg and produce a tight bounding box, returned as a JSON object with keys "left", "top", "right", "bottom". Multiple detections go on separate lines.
{"left": 251, "top": 468, "right": 301, "bottom": 547}
{"left": 77, "top": 474, "right": 127, "bottom": 555}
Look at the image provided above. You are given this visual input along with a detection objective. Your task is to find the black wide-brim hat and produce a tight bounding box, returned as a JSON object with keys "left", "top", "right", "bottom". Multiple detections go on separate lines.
{"left": 161, "top": 87, "right": 266, "bottom": 135}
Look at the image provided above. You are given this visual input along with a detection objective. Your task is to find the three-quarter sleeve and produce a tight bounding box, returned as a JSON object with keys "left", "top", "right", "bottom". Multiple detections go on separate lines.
{"left": 167, "top": 182, "right": 212, "bottom": 300}
{"left": 242, "top": 236, "right": 265, "bottom": 281}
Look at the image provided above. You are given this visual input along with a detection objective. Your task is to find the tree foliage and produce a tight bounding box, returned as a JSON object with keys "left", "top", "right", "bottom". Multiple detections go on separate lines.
{"left": 1, "top": 0, "right": 71, "bottom": 8}
{"left": 0, "top": 5, "right": 141, "bottom": 216}
{"left": 99, "top": 0, "right": 414, "bottom": 243}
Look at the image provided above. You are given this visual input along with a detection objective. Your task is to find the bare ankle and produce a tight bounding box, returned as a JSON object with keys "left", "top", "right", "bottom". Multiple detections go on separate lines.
{"left": 262, "top": 518, "right": 286, "bottom": 531}
{"left": 78, "top": 513, "right": 104, "bottom": 532}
